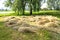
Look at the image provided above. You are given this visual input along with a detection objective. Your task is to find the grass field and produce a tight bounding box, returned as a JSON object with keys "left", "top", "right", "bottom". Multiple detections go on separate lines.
{"left": 0, "top": 10, "right": 60, "bottom": 40}
{"left": 0, "top": 10, "right": 60, "bottom": 17}
{"left": 0, "top": 21, "right": 60, "bottom": 40}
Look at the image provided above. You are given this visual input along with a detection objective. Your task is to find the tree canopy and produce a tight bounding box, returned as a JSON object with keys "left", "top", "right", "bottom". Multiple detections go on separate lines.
{"left": 5, "top": 0, "right": 60, "bottom": 15}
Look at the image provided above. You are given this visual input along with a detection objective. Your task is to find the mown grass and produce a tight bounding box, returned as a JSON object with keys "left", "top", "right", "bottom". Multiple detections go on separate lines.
{"left": 0, "top": 10, "right": 60, "bottom": 16}
{"left": 0, "top": 10, "right": 60, "bottom": 40}
{"left": 0, "top": 10, "right": 59, "bottom": 18}
{"left": 0, "top": 21, "right": 60, "bottom": 40}
{"left": 25, "top": 10, "right": 60, "bottom": 18}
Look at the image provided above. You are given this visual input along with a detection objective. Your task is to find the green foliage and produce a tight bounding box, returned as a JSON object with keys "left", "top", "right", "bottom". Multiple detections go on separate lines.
{"left": 47, "top": 0, "right": 60, "bottom": 10}
{"left": 4, "top": 0, "right": 13, "bottom": 7}
{"left": 4, "top": 0, "right": 60, "bottom": 15}
{"left": 5, "top": 0, "right": 26, "bottom": 15}
{"left": 5, "top": 0, "right": 43, "bottom": 15}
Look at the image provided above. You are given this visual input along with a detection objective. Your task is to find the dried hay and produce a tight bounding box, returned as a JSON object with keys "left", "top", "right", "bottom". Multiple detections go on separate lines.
{"left": 18, "top": 27, "right": 38, "bottom": 33}
{"left": 4, "top": 16, "right": 60, "bottom": 33}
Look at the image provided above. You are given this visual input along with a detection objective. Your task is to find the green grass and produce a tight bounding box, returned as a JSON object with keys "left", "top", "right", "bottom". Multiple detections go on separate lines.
{"left": 0, "top": 11, "right": 16, "bottom": 17}
{"left": 0, "top": 10, "right": 60, "bottom": 40}
{"left": 0, "top": 10, "right": 60, "bottom": 17}
{"left": 0, "top": 11, "right": 14, "bottom": 14}
{"left": 25, "top": 10, "right": 60, "bottom": 18}
{"left": 0, "top": 21, "right": 60, "bottom": 40}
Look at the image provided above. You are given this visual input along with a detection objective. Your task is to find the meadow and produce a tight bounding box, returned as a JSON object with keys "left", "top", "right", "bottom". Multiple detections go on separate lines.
{"left": 0, "top": 10, "right": 60, "bottom": 40}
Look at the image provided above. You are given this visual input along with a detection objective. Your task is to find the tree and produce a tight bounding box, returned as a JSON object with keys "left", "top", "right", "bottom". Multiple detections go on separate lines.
{"left": 36, "top": 0, "right": 42, "bottom": 11}
{"left": 32, "top": 0, "right": 42, "bottom": 12}
{"left": 4, "top": 0, "right": 13, "bottom": 9}
{"left": 29, "top": 0, "right": 32, "bottom": 15}
{"left": 32, "top": 0, "right": 36, "bottom": 11}
{"left": 55, "top": 0, "right": 60, "bottom": 10}
{"left": 5, "top": 0, "right": 26, "bottom": 15}
{"left": 21, "top": 0, "right": 26, "bottom": 15}
{"left": 47, "top": 0, "right": 54, "bottom": 10}
{"left": 47, "top": 0, "right": 60, "bottom": 10}
{"left": 13, "top": 0, "right": 21, "bottom": 15}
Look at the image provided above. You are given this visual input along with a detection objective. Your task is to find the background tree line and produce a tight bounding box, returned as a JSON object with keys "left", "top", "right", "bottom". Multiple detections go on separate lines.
{"left": 5, "top": 0, "right": 60, "bottom": 15}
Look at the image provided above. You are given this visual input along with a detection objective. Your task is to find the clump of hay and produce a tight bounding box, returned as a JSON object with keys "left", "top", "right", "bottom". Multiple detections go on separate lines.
{"left": 36, "top": 16, "right": 60, "bottom": 33}
{"left": 18, "top": 27, "right": 38, "bottom": 33}
{"left": 36, "top": 16, "right": 60, "bottom": 27}
{"left": 4, "top": 16, "right": 21, "bottom": 27}
{"left": 4, "top": 16, "right": 60, "bottom": 33}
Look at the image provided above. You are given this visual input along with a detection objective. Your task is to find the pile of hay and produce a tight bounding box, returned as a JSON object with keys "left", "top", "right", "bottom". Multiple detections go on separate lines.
{"left": 4, "top": 16, "right": 60, "bottom": 33}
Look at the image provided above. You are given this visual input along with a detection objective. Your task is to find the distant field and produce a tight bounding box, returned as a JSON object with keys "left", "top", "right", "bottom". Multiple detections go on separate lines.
{"left": 0, "top": 11, "right": 15, "bottom": 16}
{"left": 0, "top": 10, "right": 60, "bottom": 40}
{"left": 0, "top": 10, "right": 59, "bottom": 14}
{"left": 0, "top": 11, "right": 14, "bottom": 14}
{"left": 0, "top": 10, "right": 60, "bottom": 18}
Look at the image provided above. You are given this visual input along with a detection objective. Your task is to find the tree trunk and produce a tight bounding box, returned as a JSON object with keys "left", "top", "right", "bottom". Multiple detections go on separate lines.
{"left": 18, "top": 11, "right": 19, "bottom": 15}
{"left": 37, "top": 3, "right": 40, "bottom": 11}
{"left": 21, "top": 0, "right": 25, "bottom": 15}
{"left": 30, "top": 6, "right": 32, "bottom": 15}
{"left": 34, "top": 4, "right": 36, "bottom": 11}
{"left": 22, "top": 3, "right": 25, "bottom": 15}
{"left": 17, "top": 9, "right": 19, "bottom": 15}
{"left": 22, "top": 7, "right": 25, "bottom": 15}
{"left": 37, "top": 2, "right": 40, "bottom": 11}
{"left": 30, "top": 0, "right": 32, "bottom": 15}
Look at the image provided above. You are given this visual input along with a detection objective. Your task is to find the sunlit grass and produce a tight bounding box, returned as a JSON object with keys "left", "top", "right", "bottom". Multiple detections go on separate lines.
{"left": 0, "top": 22, "right": 60, "bottom": 40}
{"left": 0, "top": 11, "right": 14, "bottom": 14}
{"left": 0, "top": 12, "right": 60, "bottom": 40}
